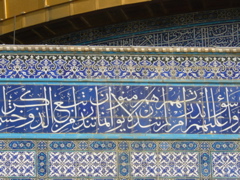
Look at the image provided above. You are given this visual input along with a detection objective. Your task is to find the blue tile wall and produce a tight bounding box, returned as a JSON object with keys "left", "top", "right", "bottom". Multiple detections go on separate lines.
{"left": 42, "top": 8, "right": 240, "bottom": 47}
{"left": 0, "top": 54, "right": 240, "bottom": 80}
{"left": 0, "top": 140, "right": 237, "bottom": 179}
{"left": 2, "top": 50, "right": 238, "bottom": 178}
{"left": 0, "top": 84, "right": 238, "bottom": 134}
{"left": 1, "top": 8, "right": 240, "bottom": 179}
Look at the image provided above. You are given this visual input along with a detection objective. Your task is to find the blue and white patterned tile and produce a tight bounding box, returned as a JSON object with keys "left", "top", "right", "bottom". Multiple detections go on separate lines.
{"left": 119, "top": 141, "right": 129, "bottom": 151}
{"left": 37, "top": 141, "right": 47, "bottom": 150}
{"left": 0, "top": 141, "right": 239, "bottom": 179}
{"left": 159, "top": 152, "right": 199, "bottom": 178}
{"left": 131, "top": 152, "right": 157, "bottom": 177}
{"left": 1, "top": 55, "right": 240, "bottom": 81}
{"left": 48, "top": 151, "right": 117, "bottom": 177}
{"left": 0, "top": 141, "right": 6, "bottom": 150}
{"left": 0, "top": 151, "right": 35, "bottom": 177}
{"left": 212, "top": 152, "right": 240, "bottom": 178}
{"left": 200, "top": 142, "right": 211, "bottom": 151}
{"left": 159, "top": 142, "right": 170, "bottom": 151}
{"left": 131, "top": 152, "right": 199, "bottom": 177}
{"left": 79, "top": 141, "right": 88, "bottom": 150}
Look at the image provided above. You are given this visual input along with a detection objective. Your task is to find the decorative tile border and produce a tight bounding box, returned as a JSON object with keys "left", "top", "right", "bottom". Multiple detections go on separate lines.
{"left": 212, "top": 152, "right": 240, "bottom": 178}
{"left": 42, "top": 8, "right": 240, "bottom": 47}
{"left": 0, "top": 84, "right": 239, "bottom": 134}
{"left": 0, "top": 54, "right": 240, "bottom": 80}
{"left": 0, "top": 140, "right": 237, "bottom": 179}
{"left": 131, "top": 152, "right": 199, "bottom": 177}
{"left": 0, "top": 151, "right": 35, "bottom": 177}
{"left": 48, "top": 151, "right": 117, "bottom": 177}
{"left": 92, "top": 21, "right": 240, "bottom": 47}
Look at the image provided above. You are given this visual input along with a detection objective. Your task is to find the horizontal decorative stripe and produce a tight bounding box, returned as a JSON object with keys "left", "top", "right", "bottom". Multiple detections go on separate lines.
{"left": 1, "top": 45, "right": 240, "bottom": 53}
{"left": 91, "top": 21, "right": 240, "bottom": 48}
{"left": 0, "top": 54, "right": 240, "bottom": 80}
{"left": 41, "top": 8, "right": 240, "bottom": 47}
{"left": 0, "top": 140, "right": 238, "bottom": 179}
{"left": 0, "top": 84, "right": 238, "bottom": 135}
{"left": 0, "top": 133, "right": 239, "bottom": 139}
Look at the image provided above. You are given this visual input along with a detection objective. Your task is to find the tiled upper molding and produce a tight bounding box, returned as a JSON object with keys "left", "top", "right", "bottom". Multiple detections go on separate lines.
{"left": 1, "top": 45, "right": 240, "bottom": 81}
{"left": 1, "top": 45, "right": 240, "bottom": 53}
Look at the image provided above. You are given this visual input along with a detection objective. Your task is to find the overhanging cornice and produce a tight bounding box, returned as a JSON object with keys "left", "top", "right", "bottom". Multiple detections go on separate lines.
{"left": 0, "top": 45, "right": 240, "bottom": 53}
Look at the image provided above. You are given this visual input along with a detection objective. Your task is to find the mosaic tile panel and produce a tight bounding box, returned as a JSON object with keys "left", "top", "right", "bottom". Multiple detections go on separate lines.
{"left": 49, "top": 152, "right": 117, "bottom": 177}
{"left": 0, "top": 8, "right": 239, "bottom": 180}
{"left": 212, "top": 152, "right": 240, "bottom": 177}
{"left": 201, "top": 153, "right": 211, "bottom": 177}
{"left": 1, "top": 54, "right": 240, "bottom": 80}
{"left": 0, "top": 140, "right": 237, "bottom": 179}
{"left": 0, "top": 151, "right": 35, "bottom": 177}
{"left": 0, "top": 84, "right": 239, "bottom": 134}
{"left": 131, "top": 152, "right": 199, "bottom": 177}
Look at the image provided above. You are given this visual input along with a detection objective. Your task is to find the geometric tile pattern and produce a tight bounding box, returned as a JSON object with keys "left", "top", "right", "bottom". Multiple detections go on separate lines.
{"left": 49, "top": 152, "right": 116, "bottom": 177}
{"left": 0, "top": 140, "right": 237, "bottom": 179}
{"left": 43, "top": 8, "right": 240, "bottom": 47}
{"left": 212, "top": 152, "right": 240, "bottom": 178}
{"left": 1, "top": 54, "right": 240, "bottom": 80}
{"left": 131, "top": 152, "right": 199, "bottom": 177}
{"left": 0, "top": 151, "right": 35, "bottom": 177}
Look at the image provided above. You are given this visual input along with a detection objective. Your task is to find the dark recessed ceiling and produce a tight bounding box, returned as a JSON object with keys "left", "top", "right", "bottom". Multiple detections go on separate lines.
{"left": 0, "top": 0, "right": 240, "bottom": 45}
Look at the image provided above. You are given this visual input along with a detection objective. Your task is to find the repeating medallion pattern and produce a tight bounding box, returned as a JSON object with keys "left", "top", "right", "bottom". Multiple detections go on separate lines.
{"left": 49, "top": 152, "right": 117, "bottom": 177}
{"left": 1, "top": 55, "right": 240, "bottom": 80}
{"left": 0, "top": 140, "right": 236, "bottom": 179}
{"left": 131, "top": 152, "right": 199, "bottom": 177}
{"left": 0, "top": 151, "right": 35, "bottom": 177}
{"left": 212, "top": 152, "right": 240, "bottom": 177}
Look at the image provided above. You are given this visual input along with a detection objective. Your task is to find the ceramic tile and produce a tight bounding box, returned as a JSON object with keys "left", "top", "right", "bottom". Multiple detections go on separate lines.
{"left": 0, "top": 151, "right": 35, "bottom": 177}
{"left": 212, "top": 152, "right": 240, "bottom": 177}
{"left": 0, "top": 140, "right": 236, "bottom": 179}
{"left": 0, "top": 7, "right": 239, "bottom": 180}
{"left": 0, "top": 85, "right": 238, "bottom": 134}
{"left": 41, "top": 8, "right": 240, "bottom": 47}
{"left": 1, "top": 54, "right": 240, "bottom": 80}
